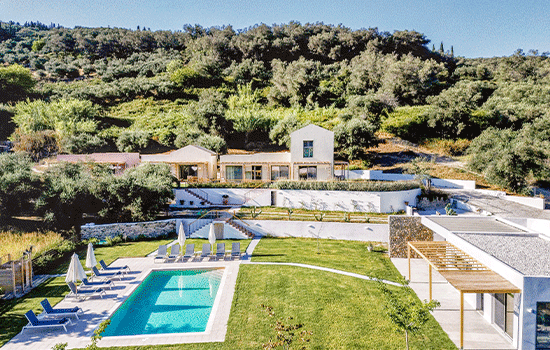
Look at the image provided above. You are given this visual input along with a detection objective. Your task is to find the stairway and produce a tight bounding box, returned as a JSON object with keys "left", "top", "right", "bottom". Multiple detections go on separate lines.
{"left": 183, "top": 188, "right": 214, "bottom": 206}
{"left": 226, "top": 218, "right": 256, "bottom": 238}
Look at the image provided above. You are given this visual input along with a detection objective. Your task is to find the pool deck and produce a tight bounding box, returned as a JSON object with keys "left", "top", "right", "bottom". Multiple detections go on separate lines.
{"left": 1, "top": 257, "right": 241, "bottom": 350}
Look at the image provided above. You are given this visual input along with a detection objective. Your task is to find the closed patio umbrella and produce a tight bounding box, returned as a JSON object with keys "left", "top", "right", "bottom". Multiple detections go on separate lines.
{"left": 66, "top": 253, "right": 87, "bottom": 283}
{"left": 85, "top": 243, "right": 97, "bottom": 269}
{"left": 208, "top": 224, "right": 216, "bottom": 253}
{"left": 178, "top": 222, "right": 186, "bottom": 249}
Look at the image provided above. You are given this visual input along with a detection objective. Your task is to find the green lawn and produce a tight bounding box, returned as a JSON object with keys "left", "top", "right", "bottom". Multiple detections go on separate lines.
{"left": 0, "top": 238, "right": 456, "bottom": 350}
{"left": 251, "top": 237, "right": 404, "bottom": 282}
{"left": 93, "top": 265, "right": 456, "bottom": 350}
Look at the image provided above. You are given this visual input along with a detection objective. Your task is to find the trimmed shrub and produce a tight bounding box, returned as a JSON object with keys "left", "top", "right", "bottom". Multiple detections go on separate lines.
{"left": 270, "top": 180, "right": 420, "bottom": 192}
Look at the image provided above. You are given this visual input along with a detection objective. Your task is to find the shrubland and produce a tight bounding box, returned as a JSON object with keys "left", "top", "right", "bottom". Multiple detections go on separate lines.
{"left": 0, "top": 21, "right": 549, "bottom": 192}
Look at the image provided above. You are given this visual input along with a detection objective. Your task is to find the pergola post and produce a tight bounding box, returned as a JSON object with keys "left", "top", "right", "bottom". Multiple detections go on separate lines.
{"left": 429, "top": 264, "right": 432, "bottom": 301}
{"left": 460, "top": 291, "right": 464, "bottom": 350}
{"left": 407, "top": 244, "right": 411, "bottom": 280}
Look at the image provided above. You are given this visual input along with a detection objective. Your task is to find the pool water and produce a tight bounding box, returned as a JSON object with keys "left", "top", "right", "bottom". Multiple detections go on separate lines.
{"left": 103, "top": 269, "right": 223, "bottom": 336}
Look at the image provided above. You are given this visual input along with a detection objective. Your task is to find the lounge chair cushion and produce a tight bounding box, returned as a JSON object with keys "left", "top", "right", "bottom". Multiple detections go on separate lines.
{"left": 41, "top": 299, "right": 79, "bottom": 314}
{"left": 25, "top": 310, "right": 70, "bottom": 327}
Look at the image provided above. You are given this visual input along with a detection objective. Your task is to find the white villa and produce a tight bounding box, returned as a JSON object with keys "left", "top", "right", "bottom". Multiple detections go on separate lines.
{"left": 219, "top": 124, "right": 337, "bottom": 182}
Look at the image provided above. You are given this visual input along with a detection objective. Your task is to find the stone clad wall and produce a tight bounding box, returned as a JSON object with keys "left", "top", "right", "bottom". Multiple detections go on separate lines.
{"left": 388, "top": 216, "right": 433, "bottom": 258}
{"left": 81, "top": 219, "right": 175, "bottom": 240}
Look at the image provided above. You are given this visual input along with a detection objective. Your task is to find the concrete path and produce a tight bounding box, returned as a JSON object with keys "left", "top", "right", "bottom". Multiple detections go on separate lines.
{"left": 392, "top": 258, "right": 515, "bottom": 350}
{"left": 246, "top": 220, "right": 388, "bottom": 242}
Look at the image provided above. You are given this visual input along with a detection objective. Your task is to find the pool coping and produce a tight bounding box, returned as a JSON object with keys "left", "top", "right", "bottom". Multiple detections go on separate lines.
{"left": 95, "top": 260, "right": 239, "bottom": 347}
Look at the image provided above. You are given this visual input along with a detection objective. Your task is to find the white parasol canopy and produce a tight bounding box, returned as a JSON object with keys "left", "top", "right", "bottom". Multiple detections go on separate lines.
{"left": 66, "top": 253, "right": 87, "bottom": 283}
{"left": 208, "top": 223, "right": 216, "bottom": 250}
{"left": 85, "top": 242, "right": 97, "bottom": 268}
{"left": 178, "top": 222, "right": 186, "bottom": 248}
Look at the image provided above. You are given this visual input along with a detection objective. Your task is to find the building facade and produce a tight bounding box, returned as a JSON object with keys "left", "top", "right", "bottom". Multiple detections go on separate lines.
{"left": 220, "top": 124, "right": 336, "bottom": 182}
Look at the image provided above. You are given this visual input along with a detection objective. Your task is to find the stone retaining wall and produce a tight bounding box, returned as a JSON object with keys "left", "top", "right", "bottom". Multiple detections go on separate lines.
{"left": 388, "top": 216, "right": 433, "bottom": 258}
{"left": 81, "top": 219, "right": 175, "bottom": 240}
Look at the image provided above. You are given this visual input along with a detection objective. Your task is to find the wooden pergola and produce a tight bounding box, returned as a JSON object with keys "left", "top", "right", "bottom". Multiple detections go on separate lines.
{"left": 407, "top": 241, "right": 521, "bottom": 349}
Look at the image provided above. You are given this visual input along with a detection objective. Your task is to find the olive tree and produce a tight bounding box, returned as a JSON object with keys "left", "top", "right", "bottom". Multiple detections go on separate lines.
{"left": 334, "top": 117, "right": 377, "bottom": 160}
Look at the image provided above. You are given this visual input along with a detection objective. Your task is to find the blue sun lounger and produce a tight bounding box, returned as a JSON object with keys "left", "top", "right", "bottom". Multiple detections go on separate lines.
{"left": 40, "top": 299, "right": 82, "bottom": 319}
{"left": 99, "top": 260, "right": 130, "bottom": 274}
{"left": 23, "top": 310, "right": 72, "bottom": 332}
{"left": 67, "top": 281, "right": 106, "bottom": 300}
{"left": 81, "top": 277, "right": 114, "bottom": 289}
{"left": 91, "top": 266, "right": 122, "bottom": 281}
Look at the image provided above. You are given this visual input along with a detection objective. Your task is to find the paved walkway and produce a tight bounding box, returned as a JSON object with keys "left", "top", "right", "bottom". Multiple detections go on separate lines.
{"left": 392, "top": 258, "right": 515, "bottom": 350}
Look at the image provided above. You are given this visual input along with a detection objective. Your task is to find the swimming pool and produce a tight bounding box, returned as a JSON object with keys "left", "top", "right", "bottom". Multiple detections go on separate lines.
{"left": 103, "top": 268, "right": 224, "bottom": 337}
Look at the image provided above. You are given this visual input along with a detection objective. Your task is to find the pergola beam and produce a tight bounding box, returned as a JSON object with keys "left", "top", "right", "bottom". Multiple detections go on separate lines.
{"left": 407, "top": 240, "right": 521, "bottom": 350}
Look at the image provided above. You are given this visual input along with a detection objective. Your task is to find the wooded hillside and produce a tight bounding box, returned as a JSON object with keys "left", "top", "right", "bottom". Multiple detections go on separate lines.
{"left": 2, "top": 20, "right": 550, "bottom": 192}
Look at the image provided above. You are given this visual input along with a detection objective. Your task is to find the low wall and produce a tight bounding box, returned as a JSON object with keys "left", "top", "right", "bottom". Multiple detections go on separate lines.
{"left": 388, "top": 216, "right": 434, "bottom": 258}
{"left": 81, "top": 219, "right": 175, "bottom": 240}
{"left": 274, "top": 188, "right": 421, "bottom": 213}
{"left": 348, "top": 170, "right": 476, "bottom": 189}
{"left": 175, "top": 187, "right": 421, "bottom": 213}
{"left": 504, "top": 195, "right": 545, "bottom": 210}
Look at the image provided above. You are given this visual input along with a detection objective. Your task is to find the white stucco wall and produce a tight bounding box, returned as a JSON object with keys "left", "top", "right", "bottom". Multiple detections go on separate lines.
{"left": 290, "top": 124, "right": 334, "bottom": 164}
{"left": 174, "top": 187, "right": 421, "bottom": 213}
{"left": 520, "top": 276, "right": 550, "bottom": 350}
{"left": 504, "top": 196, "right": 545, "bottom": 210}
{"left": 274, "top": 188, "right": 420, "bottom": 213}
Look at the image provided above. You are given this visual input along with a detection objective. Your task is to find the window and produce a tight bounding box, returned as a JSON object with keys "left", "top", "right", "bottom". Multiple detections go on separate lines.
{"left": 495, "top": 293, "right": 514, "bottom": 338}
{"left": 225, "top": 166, "right": 243, "bottom": 181}
{"left": 179, "top": 164, "right": 198, "bottom": 180}
{"left": 537, "top": 302, "right": 550, "bottom": 349}
{"left": 303, "top": 140, "right": 313, "bottom": 158}
{"left": 245, "top": 165, "right": 262, "bottom": 180}
{"left": 271, "top": 165, "right": 289, "bottom": 180}
{"left": 298, "top": 166, "right": 317, "bottom": 180}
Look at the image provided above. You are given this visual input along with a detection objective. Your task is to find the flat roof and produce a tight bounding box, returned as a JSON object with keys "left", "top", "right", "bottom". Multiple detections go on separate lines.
{"left": 456, "top": 233, "right": 550, "bottom": 276}
{"left": 427, "top": 216, "right": 525, "bottom": 233}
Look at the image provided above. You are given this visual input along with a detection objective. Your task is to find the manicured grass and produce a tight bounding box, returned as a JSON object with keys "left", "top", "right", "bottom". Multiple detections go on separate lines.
{"left": 252, "top": 237, "right": 404, "bottom": 282}
{"left": 92, "top": 265, "right": 456, "bottom": 350}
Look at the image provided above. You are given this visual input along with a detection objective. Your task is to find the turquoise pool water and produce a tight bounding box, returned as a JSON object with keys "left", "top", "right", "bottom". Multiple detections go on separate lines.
{"left": 103, "top": 269, "right": 223, "bottom": 336}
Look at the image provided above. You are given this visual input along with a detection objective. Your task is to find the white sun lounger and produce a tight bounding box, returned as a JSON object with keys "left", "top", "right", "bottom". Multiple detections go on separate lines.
{"left": 154, "top": 245, "right": 168, "bottom": 263}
